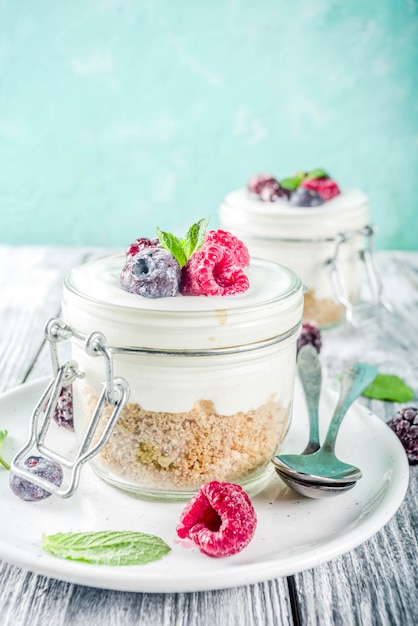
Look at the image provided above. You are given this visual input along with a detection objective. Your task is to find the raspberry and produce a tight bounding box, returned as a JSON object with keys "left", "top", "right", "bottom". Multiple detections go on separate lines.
{"left": 10, "top": 456, "right": 63, "bottom": 501}
{"left": 301, "top": 177, "right": 340, "bottom": 201}
{"left": 180, "top": 243, "right": 249, "bottom": 296}
{"left": 387, "top": 407, "right": 418, "bottom": 464}
{"left": 297, "top": 322, "right": 321, "bottom": 354}
{"left": 205, "top": 230, "right": 250, "bottom": 268}
{"left": 247, "top": 173, "right": 276, "bottom": 194}
{"left": 176, "top": 481, "right": 257, "bottom": 557}
{"left": 51, "top": 384, "right": 74, "bottom": 430}
{"left": 120, "top": 243, "right": 181, "bottom": 298}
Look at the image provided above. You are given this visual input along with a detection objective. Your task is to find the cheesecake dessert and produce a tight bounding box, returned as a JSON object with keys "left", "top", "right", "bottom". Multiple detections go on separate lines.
{"left": 61, "top": 221, "right": 303, "bottom": 500}
{"left": 219, "top": 170, "right": 371, "bottom": 327}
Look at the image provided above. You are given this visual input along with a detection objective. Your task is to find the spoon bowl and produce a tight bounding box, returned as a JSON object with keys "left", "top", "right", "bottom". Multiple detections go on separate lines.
{"left": 272, "top": 357, "right": 378, "bottom": 495}
{"left": 275, "top": 468, "right": 357, "bottom": 498}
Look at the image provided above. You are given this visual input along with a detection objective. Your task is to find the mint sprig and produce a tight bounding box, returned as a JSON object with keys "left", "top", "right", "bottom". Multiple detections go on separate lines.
{"left": 0, "top": 430, "right": 10, "bottom": 470}
{"left": 306, "top": 168, "right": 329, "bottom": 180}
{"left": 42, "top": 530, "right": 171, "bottom": 566}
{"left": 157, "top": 217, "right": 210, "bottom": 268}
{"left": 280, "top": 173, "right": 305, "bottom": 191}
{"left": 362, "top": 373, "right": 414, "bottom": 402}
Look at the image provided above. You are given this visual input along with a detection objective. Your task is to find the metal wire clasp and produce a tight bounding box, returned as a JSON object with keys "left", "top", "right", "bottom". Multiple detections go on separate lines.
{"left": 10, "top": 319, "right": 130, "bottom": 499}
{"left": 325, "top": 225, "right": 393, "bottom": 327}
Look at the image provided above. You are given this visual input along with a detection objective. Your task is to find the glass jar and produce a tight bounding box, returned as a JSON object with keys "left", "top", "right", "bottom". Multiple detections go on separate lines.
{"left": 219, "top": 189, "right": 390, "bottom": 328}
{"left": 61, "top": 255, "right": 303, "bottom": 501}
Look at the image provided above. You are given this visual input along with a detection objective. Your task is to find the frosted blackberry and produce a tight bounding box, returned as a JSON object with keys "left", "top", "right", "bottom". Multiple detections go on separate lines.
{"left": 120, "top": 246, "right": 181, "bottom": 298}
{"left": 52, "top": 384, "right": 73, "bottom": 430}
{"left": 387, "top": 407, "right": 418, "bottom": 463}
{"left": 259, "top": 179, "right": 290, "bottom": 202}
{"left": 297, "top": 322, "right": 321, "bottom": 354}
{"left": 247, "top": 173, "right": 276, "bottom": 194}
{"left": 10, "top": 456, "right": 63, "bottom": 501}
{"left": 290, "top": 187, "right": 324, "bottom": 207}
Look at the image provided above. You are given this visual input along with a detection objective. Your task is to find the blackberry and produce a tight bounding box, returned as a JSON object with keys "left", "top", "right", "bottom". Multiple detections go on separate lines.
{"left": 247, "top": 173, "right": 276, "bottom": 194}
{"left": 52, "top": 384, "right": 74, "bottom": 430}
{"left": 387, "top": 407, "right": 418, "bottom": 463}
{"left": 297, "top": 322, "right": 321, "bottom": 354}
{"left": 10, "top": 456, "right": 63, "bottom": 501}
{"left": 259, "top": 179, "right": 290, "bottom": 202}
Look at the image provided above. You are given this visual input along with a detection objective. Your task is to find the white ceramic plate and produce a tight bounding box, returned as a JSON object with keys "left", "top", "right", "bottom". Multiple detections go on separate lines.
{"left": 0, "top": 377, "right": 409, "bottom": 593}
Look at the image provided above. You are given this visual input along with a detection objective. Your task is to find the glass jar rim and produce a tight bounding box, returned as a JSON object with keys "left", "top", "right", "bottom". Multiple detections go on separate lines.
{"left": 62, "top": 256, "right": 303, "bottom": 350}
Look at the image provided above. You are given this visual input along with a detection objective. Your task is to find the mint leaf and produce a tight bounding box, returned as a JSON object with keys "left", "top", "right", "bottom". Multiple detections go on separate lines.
{"left": 0, "top": 430, "right": 10, "bottom": 470}
{"left": 157, "top": 228, "right": 187, "bottom": 267}
{"left": 362, "top": 373, "right": 414, "bottom": 402}
{"left": 306, "top": 168, "right": 329, "bottom": 180}
{"left": 157, "top": 217, "right": 210, "bottom": 267}
{"left": 42, "top": 530, "right": 171, "bottom": 566}
{"left": 280, "top": 172, "right": 306, "bottom": 190}
{"left": 183, "top": 217, "right": 210, "bottom": 259}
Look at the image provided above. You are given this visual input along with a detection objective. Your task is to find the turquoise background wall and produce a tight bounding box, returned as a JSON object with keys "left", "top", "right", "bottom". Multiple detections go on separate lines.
{"left": 0, "top": 0, "right": 417, "bottom": 249}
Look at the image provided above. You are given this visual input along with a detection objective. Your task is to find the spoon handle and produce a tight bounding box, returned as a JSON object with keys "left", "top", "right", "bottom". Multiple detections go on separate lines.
{"left": 322, "top": 363, "right": 378, "bottom": 453}
{"left": 297, "top": 345, "right": 322, "bottom": 454}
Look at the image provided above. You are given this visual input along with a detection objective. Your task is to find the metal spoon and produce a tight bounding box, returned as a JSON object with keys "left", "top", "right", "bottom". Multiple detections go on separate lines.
{"left": 296, "top": 344, "right": 322, "bottom": 455}
{"left": 273, "top": 345, "right": 359, "bottom": 486}
{"left": 273, "top": 361, "right": 378, "bottom": 484}
{"left": 272, "top": 346, "right": 360, "bottom": 497}
{"left": 277, "top": 470, "right": 357, "bottom": 498}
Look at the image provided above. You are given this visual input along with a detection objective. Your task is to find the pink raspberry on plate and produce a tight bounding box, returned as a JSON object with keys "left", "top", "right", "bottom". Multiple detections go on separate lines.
{"left": 176, "top": 481, "right": 257, "bottom": 557}
{"left": 301, "top": 177, "right": 340, "bottom": 201}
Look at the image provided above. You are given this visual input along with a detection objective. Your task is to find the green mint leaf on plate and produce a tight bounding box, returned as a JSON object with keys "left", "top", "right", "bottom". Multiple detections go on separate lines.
{"left": 306, "top": 168, "right": 329, "bottom": 180}
{"left": 0, "top": 430, "right": 10, "bottom": 470}
{"left": 157, "top": 228, "right": 188, "bottom": 268}
{"left": 183, "top": 216, "right": 210, "bottom": 259}
{"left": 362, "top": 373, "right": 414, "bottom": 402}
{"left": 42, "top": 530, "right": 171, "bottom": 566}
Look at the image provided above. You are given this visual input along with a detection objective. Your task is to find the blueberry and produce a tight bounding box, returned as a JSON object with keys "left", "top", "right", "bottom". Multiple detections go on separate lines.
{"left": 290, "top": 187, "right": 324, "bottom": 207}
{"left": 133, "top": 257, "right": 150, "bottom": 276}
{"left": 10, "top": 456, "right": 63, "bottom": 501}
{"left": 120, "top": 246, "right": 181, "bottom": 298}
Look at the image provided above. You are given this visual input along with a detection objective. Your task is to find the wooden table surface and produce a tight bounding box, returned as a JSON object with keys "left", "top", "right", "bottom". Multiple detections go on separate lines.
{"left": 0, "top": 246, "right": 417, "bottom": 626}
